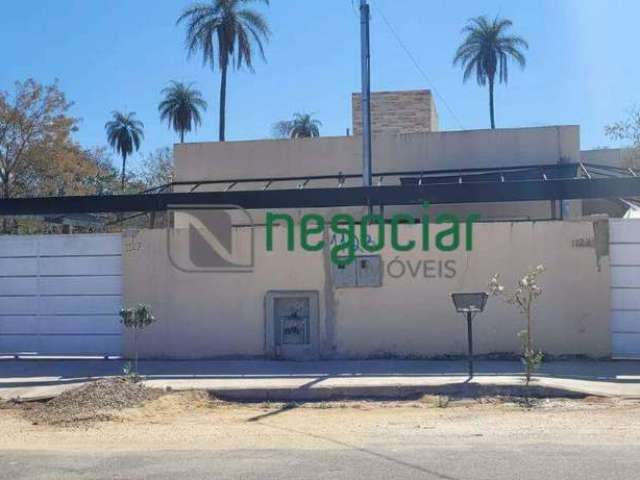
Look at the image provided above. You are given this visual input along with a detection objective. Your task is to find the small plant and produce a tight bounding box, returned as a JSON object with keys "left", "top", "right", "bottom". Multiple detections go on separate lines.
{"left": 122, "top": 361, "right": 140, "bottom": 382}
{"left": 119, "top": 304, "right": 156, "bottom": 375}
{"left": 489, "top": 265, "right": 545, "bottom": 387}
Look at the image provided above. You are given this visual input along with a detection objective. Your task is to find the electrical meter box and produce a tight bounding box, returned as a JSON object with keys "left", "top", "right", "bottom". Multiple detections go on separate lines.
{"left": 331, "top": 255, "right": 382, "bottom": 288}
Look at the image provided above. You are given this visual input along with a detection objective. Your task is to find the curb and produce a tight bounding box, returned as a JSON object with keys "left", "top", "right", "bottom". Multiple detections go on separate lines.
{"left": 207, "top": 383, "right": 593, "bottom": 402}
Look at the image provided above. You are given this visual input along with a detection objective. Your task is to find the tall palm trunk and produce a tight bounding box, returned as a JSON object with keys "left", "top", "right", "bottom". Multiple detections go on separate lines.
{"left": 180, "top": 130, "right": 185, "bottom": 143}
{"left": 121, "top": 153, "right": 127, "bottom": 192}
{"left": 219, "top": 62, "right": 228, "bottom": 142}
{"left": 488, "top": 76, "right": 496, "bottom": 129}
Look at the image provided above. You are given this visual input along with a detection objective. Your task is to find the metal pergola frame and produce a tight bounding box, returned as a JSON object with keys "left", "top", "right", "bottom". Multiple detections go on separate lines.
{"left": 1, "top": 162, "right": 639, "bottom": 216}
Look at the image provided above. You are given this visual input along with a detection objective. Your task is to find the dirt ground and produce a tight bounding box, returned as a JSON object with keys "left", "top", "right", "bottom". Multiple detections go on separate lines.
{"left": 1, "top": 388, "right": 640, "bottom": 452}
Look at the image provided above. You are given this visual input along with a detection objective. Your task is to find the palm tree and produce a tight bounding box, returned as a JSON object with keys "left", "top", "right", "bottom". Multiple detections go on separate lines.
{"left": 158, "top": 81, "right": 208, "bottom": 143}
{"left": 272, "top": 113, "right": 322, "bottom": 139}
{"left": 453, "top": 16, "right": 528, "bottom": 129}
{"left": 104, "top": 111, "right": 144, "bottom": 190}
{"left": 177, "top": 0, "right": 271, "bottom": 142}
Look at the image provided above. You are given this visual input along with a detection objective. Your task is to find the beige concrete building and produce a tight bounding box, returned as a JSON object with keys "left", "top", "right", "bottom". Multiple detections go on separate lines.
{"left": 175, "top": 124, "right": 581, "bottom": 223}
{"left": 176, "top": 125, "right": 579, "bottom": 182}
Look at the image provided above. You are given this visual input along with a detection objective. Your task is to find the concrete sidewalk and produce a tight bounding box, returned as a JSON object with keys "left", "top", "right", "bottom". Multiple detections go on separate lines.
{"left": 1, "top": 359, "right": 639, "bottom": 401}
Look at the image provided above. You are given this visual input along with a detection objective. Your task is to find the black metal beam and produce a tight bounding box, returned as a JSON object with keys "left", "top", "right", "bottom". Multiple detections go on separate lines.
{"left": 3, "top": 177, "right": 640, "bottom": 215}
{"left": 145, "top": 162, "right": 580, "bottom": 193}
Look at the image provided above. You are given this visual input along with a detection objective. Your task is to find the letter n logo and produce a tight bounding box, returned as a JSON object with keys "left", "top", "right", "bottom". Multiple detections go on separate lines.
{"left": 167, "top": 205, "right": 254, "bottom": 273}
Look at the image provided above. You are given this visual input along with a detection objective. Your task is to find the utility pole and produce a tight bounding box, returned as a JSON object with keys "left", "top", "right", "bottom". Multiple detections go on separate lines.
{"left": 360, "top": 0, "right": 372, "bottom": 189}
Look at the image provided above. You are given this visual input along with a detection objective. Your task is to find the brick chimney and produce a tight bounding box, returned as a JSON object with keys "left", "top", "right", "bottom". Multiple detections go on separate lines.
{"left": 352, "top": 89, "right": 438, "bottom": 135}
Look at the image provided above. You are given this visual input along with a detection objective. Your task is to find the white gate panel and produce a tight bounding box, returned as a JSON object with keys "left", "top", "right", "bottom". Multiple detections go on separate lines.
{"left": 610, "top": 219, "right": 640, "bottom": 358}
{"left": 610, "top": 266, "right": 640, "bottom": 288}
{"left": 0, "top": 258, "right": 38, "bottom": 276}
{"left": 0, "top": 237, "right": 37, "bottom": 255}
{"left": 0, "top": 278, "right": 38, "bottom": 296}
{"left": 0, "top": 316, "right": 39, "bottom": 334}
{"left": 0, "top": 297, "right": 38, "bottom": 315}
{"left": 39, "top": 256, "right": 121, "bottom": 276}
{"left": 611, "top": 244, "right": 640, "bottom": 265}
{"left": 612, "top": 334, "right": 640, "bottom": 358}
{"left": 42, "top": 335, "right": 123, "bottom": 356}
{"left": 610, "top": 221, "right": 640, "bottom": 242}
{"left": 38, "top": 235, "right": 122, "bottom": 256}
{"left": 611, "top": 310, "right": 640, "bottom": 332}
{"left": 38, "top": 276, "right": 121, "bottom": 296}
{"left": 611, "top": 289, "right": 640, "bottom": 311}
{"left": 39, "top": 315, "right": 122, "bottom": 335}
{"left": 1, "top": 335, "right": 39, "bottom": 353}
{"left": 0, "top": 234, "right": 123, "bottom": 356}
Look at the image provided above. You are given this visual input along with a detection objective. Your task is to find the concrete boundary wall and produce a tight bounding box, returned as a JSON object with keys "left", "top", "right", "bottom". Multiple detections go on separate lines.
{"left": 123, "top": 220, "right": 611, "bottom": 359}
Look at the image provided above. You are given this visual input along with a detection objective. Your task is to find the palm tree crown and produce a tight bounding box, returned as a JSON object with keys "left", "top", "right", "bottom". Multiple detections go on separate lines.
{"left": 273, "top": 113, "right": 322, "bottom": 139}
{"left": 158, "top": 81, "right": 208, "bottom": 143}
{"left": 453, "top": 16, "right": 528, "bottom": 129}
{"left": 104, "top": 111, "right": 144, "bottom": 190}
{"left": 177, "top": 0, "right": 271, "bottom": 142}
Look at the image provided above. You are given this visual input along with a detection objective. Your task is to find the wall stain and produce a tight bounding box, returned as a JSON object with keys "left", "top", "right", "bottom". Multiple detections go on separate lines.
{"left": 321, "top": 227, "right": 338, "bottom": 358}
{"left": 592, "top": 218, "right": 609, "bottom": 272}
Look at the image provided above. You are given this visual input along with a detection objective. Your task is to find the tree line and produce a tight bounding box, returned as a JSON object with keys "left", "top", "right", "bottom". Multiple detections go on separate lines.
{"left": 103, "top": 3, "right": 533, "bottom": 191}
{"left": 5, "top": 1, "right": 639, "bottom": 232}
{"left": 0, "top": 78, "right": 173, "bottom": 233}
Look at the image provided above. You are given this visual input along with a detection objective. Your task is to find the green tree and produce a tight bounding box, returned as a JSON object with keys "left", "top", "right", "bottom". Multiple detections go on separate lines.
{"left": 0, "top": 79, "right": 88, "bottom": 233}
{"left": 177, "top": 0, "right": 271, "bottom": 142}
{"left": 453, "top": 16, "right": 528, "bottom": 129}
{"left": 137, "top": 147, "right": 175, "bottom": 189}
{"left": 105, "top": 111, "right": 144, "bottom": 190}
{"left": 272, "top": 113, "right": 322, "bottom": 139}
{"left": 605, "top": 107, "right": 640, "bottom": 168}
{"left": 0, "top": 79, "right": 77, "bottom": 201}
{"left": 158, "top": 81, "right": 207, "bottom": 143}
{"left": 86, "top": 147, "right": 121, "bottom": 196}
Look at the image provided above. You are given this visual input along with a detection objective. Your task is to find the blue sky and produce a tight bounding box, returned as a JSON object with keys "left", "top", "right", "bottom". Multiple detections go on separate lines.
{"left": 1, "top": 0, "right": 637, "bottom": 170}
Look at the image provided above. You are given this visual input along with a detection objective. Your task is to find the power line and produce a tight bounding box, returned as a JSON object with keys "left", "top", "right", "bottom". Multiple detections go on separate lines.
{"left": 369, "top": 0, "right": 465, "bottom": 130}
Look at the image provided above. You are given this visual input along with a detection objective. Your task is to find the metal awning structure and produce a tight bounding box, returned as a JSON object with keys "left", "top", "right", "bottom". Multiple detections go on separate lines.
{"left": 1, "top": 162, "right": 640, "bottom": 216}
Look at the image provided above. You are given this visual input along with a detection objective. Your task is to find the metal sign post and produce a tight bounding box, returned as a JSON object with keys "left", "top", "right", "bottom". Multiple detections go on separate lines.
{"left": 451, "top": 292, "right": 488, "bottom": 379}
{"left": 465, "top": 310, "right": 474, "bottom": 377}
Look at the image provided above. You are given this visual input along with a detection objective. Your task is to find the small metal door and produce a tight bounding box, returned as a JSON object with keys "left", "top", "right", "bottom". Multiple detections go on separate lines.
{"left": 265, "top": 291, "right": 319, "bottom": 360}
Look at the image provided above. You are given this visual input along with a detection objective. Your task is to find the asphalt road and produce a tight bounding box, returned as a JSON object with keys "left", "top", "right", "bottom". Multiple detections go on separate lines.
{"left": 2, "top": 444, "right": 638, "bottom": 480}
